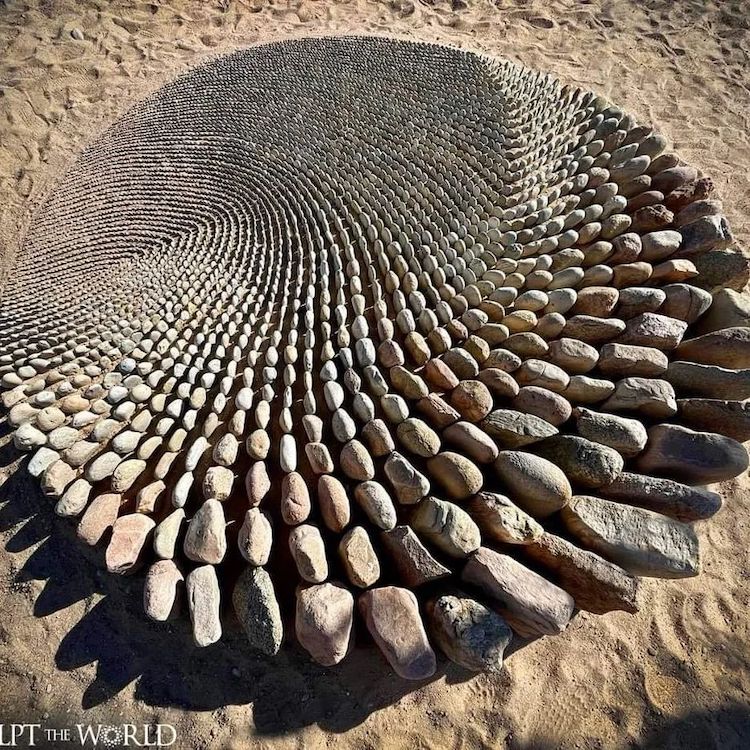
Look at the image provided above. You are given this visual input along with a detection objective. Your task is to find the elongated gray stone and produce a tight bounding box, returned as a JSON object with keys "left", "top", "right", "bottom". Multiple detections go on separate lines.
{"left": 233, "top": 566, "right": 283, "bottom": 655}
{"left": 482, "top": 409, "right": 558, "bottom": 448}
{"left": 186, "top": 565, "right": 222, "bottom": 647}
{"left": 562, "top": 495, "right": 700, "bottom": 578}
{"left": 410, "top": 496, "right": 481, "bottom": 558}
{"left": 462, "top": 547, "right": 574, "bottom": 637}
{"left": 533, "top": 435, "right": 624, "bottom": 488}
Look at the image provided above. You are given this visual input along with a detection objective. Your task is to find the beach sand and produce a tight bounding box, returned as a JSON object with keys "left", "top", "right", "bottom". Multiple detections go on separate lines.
{"left": 1, "top": 1, "right": 749, "bottom": 747}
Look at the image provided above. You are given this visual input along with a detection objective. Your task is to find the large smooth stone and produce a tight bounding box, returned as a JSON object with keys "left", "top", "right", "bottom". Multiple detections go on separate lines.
{"left": 183, "top": 499, "right": 227, "bottom": 564}
{"left": 462, "top": 547, "right": 574, "bottom": 637}
{"left": 288, "top": 524, "right": 329, "bottom": 582}
{"left": 616, "top": 312, "right": 687, "bottom": 350}
{"left": 467, "top": 491, "right": 543, "bottom": 544}
{"left": 562, "top": 495, "right": 700, "bottom": 578}
{"left": 426, "top": 595, "right": 512, "bottom": 673}
{"left": 143, "top": 559, "right": 183, "bottom": 622}
{"left": 482, "top": 409, "right": 558, "bottom": 448}
{"left": 598, "top": 343, "right": 668, "bottom": 378}
{"left": 574, "top": 407, "right": 648, "bottom": 457}
{"left": 443, "top": 421, "right": 499, "bottom": 464}
{"left": 381, "top": 525, "right": 450, "bottom": 586}
{"left": 493, "top": 451, "right": 571, "bottom": 517}
{"left": 295, "top": 582, "right": 354, "bottom": 666}
{"left": 426, "top": 451, "right": 483, "bottom": 500}
{"left": 599, "top": 471, "right": 722, "bottom": 521}
{"left": 666, "top": 361, "right": 750, "bottom": 400}
{"left": 339, "top": 526, "right": 381, "bottom": 588}
{"left": 674, "top": 327, "right": 750, "bottom": 368}
{"left": 233, "top": 566, "right": 283, "bottom": 655}
{"left": 602, "top": 377, "right": 677, "bottom": 418}
{"left": 525, "top": 532, "right": 639, "bottom": 614}
{"left": 411, "top": 496, "right": 481, "bottom": 558}
{"left": 533, "top": 435, "right": 624, "bottom": 488}
{"left": 636, "top": 424, "right": 749, "bottom": 484}
{"left": 186, "top": 564, "right": 222, "bottom": 647}
{"left": 105, "top": 513, "right": 155, "bottom": 574}
{"left": 359, "top": 586, "right": 436, "bottom": 680}
{"left": 677, "top": 398, "right": 750, "bottom": 442}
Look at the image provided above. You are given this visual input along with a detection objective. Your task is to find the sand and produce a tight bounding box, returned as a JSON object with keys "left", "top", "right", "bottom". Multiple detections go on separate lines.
{"left": 1, "top": 1, "right": 750, "bottom": 748}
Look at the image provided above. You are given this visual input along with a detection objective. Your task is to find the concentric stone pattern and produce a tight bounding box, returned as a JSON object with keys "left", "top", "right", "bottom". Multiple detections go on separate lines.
{"left": 2, "top": 37, "right": 748, "bottom": 678}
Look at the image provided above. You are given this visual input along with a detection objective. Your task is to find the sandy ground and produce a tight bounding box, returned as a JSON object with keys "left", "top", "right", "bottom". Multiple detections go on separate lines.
{"left": 1, "top": 1, "right": 750, "bottom": 748}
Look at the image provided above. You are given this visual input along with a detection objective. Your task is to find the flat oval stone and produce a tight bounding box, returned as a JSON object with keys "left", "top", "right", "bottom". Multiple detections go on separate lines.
{"left": 154, "top": 508, "right": 185, "bottom": 559}
{"left": 106, "top": 513, "right": 155, "bottom": 574}
{"left": 340, "top": 439, "right": 375, "bottom": 480}
{"left": 77, "top": 492, "right": 122, "bottom": 546}
{"left": 598, "top": 343, "right": 668, "bottom": 378}
{"left": 462, "top": 547, "right": 574, "bottom": 637}
{"left": 289, "top": 524, "right": 329, "bottom": 583}
{"left": 494, "top": 450, "right": 572, "bottom": 517}
{"left": 511, "top": 386, "right": 572, "bottom": 426}
{"left": 384, "top": 452, "right": 430, "bottom": 505}
{"left": 359, "top": 586, "right": 436, "bottom": 680}
{"left": 144, "top": 559, "right": 183, "bottom": 622}
{"left": 534, "top": 435, "right": 624, "bottom": 488}
{"left": 547, "top": 338, "right": 599, "bottom": 374}
{"left": 616, "top": 312, "right": 687, "bottom": 350}
{"left": 602, "top": 377, "right": 677, "bottom": 418}
{"left": 675, "top": 327, "right": 750, "bottom": 369}
{"left": 411, "top": 496, "right": 481, "bottom": 558}
{"left": 396, "top": 417, "right": 441, "bottom": 457}
{"left": 281, "top": 471, "right": 311, "bottom": 525}
{"left": 233, "top": 566, "right": 283, "bottom": 655}
{"left": 450, "top": 380, "right": 494, "bottom": 422}
{"left": 187, "top": 564, "right": 222, "bottom": 647}
{"left": 354, "top": 481, "right": 398, "bottom": 529}
{"left": 575, "top": 407, "right": 648, "bottom": 457}
{"left": 636, "top": 423, "right": 749, "bottom": 484}
{"left": 339, "top": 526, "right": 381, "bottom": 588}
{"left": 442, "top": 421, "right": 498, "bottom": 464}
{"left": 295, "top": 582, "right": 354, "bottom": 666}
{"left": 318, "top": 474, "right": 351, "bottom": 532}
{"left": 482, "top": 409, "right": 558, "bottom": 448}
{"left": 426, "top": 451, "right": 483, "bottom": 500}
{"left": 562, "top": 495, "right": 700, "bottom": 578}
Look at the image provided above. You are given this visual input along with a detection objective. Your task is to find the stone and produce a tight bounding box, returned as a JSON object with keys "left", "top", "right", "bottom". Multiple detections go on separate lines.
{"left": 630, "top": 204, "right": 673, "bottom": 234}
{"left": 503, "top": 332, "right": 549, "bottom": 358}
{"left": 237, "top": 508, "right": 273, "bottom": 565}
{"left": 443, "top": 421, "right": 498, "bottom": 463}
{"left": 397, "top": 417, "right": 441, "bottom": 457}
{"left": 675, "top": 327, "right": 750, "bottom": 369}
{"left": 462, "top": 547, "right": 574, "bottom": 637}
{"left": 354, "top": 480, "right": 398, "bottom": 530}
{"left": 281, "top": 471, "right": 311, "bottom": 525}
{"left": 390, "top": 365, "right": 429, "bottom": 399}
{"left": 664, "top": 176, "right": 714, "bottom": 212}
{"left": 677, "top": 398, "right": 750, "bottom": 443}
{"left": 186, "top": 565, "right": 222, "bottom": 647}
{"left": 477, "top": 367, "right": 520, "bottom": 397}
{"left": 511, "top": 386, "right": 572, "bottom": 426}
{"left": 616, "top": 287, "right": 666, "bottom": 319}
{"left": 426, "top": 451, "right": 483, "bottom": 500}
{"left": 608, "top": 232, "right": 642, "bottom": 264}
{"left": 305, "top": 442, "right": 335, "bottom": 474}
{"left": 442, "top": 348, "right": 480, "bottom": 379}
{"left": 426, "top": 595, "right": 512, "bottom": 673}
{"left": 534, "top": 435, "right": 624, "bottom": 489}
{"left": 136, "top": 479, "right": 166, "bottom": 513}
{"left": 636, "top": 423, "right": 748, "bottom": 484}
{"left": 339, "top": 526, "right": 381, "bottom": 587}
{"left": 296, "top": 582, "right": 354, "bottom": 666}
{"left": 570, "top": 287, "right": 619, "bottom": 317}
{"left": 640, "top": 230, "right": 682, "bottom": 262}
{"left": 13, "top": 423, "right": 47, "bottom": 451}
{"left": 612, "top": 261, "right": 653, "bottom": 288}
{"left": 184, "top": 499, "right": 226, "bottom": 564}
{"left": 381, "top": 525, "right": 450, "bottom": 586}
{"left": 565, "top": 375, "right": 615, "bottom": 403}
{"left": 245, "top": 461, "right": 271, "bottom": 507}
{"left": 692, "top": 250, "right": 750, "bottom": 292}
{"left": 384, "top": 452, "right": 430, "bottom": 504}
{"left": 515, "top": 359, "right": 570, "bottom": 392}
{"left": 599, "top": 471, "right": 722, "bottom": 521}
{"left": 467, "top": 491, "right": 543, "bottom": 544}
{"left": 416, "top": 393, "right": 461, "bottom": 428}
{"left": 564, "top": 315, "right": 626, "bottom": 344}
{"left": 602, "top": 377, "right": 677, "bottom": 418}
{"left": 525, "top": 532, "right": 639, "bottom": 614}
{"left": 318, "top": 475, "right": 351, "bottom": 532}
{"left": 105, "top": 513, "right": 155, "bottom": 574}
{"left": 493, "top": 450, "right": 571, "bottom": 518}
{"left": 41, "top": 460, "right": 76, "bottom": 497}
{"left": 340, "top": 439, "right": 375, "bottom": 480}
{"left": 77, "top": 492, "right": 121, "bottom": 546}
{"left": 55, "top": 477, "right": 92, "bottom": 517}
{"left": 233, "top": 566, "right": 283, "bottom": 655}
{"left": 484, "top": 348, "right": 522, "bottom": 372}
{"left": 411, "top": 496, "right": 481, "bottom": 558}
{"left": 359, "top": 586, "right": 436, "bottom": 680}
{"left": 574, "top": 407, "right": 648, "bottom": 457}
{"left": 450, "top": 380, "right": 493, "bottom": 422}
{"left": 482, "top": 408, "right": 558, "bottom": 448}
{"left": 679, "top": 214, "right": 733, "bottom": 255}
{"left": 424, "top": 358, "right": 459, "bottom": 390}
{"left": 651, "top": 165, "right": 698, "bottom": 194}
{"left": 144, "top": 559, "right": 183, "bottom": 622}
{"left": 562, "top": 495, "right": 700, "bottom": 578}
{"left": 617, "top": 312, "right": 687, "bottom": 350}
{"left": 361, "top": 418, "right": 395, "bottom": 456}
{"left": 85, "top": 451, "right": 122, "bottom": 482}
{"left": 154, "top": 508, "right": 185, "bottom": 559}
{"left": 202, "top": 466, "right": 234, "bottom": 501}
{"left": 666, "top": 361, "right": 750, "bottom": 400}
{"left": 694, "top": 287, "right": 750, "bottom": 333}
{"left": 675, "top": 198, "right": 723, "bottom": 227}
{"left": 289, "top": 524, "right": 328, "bottom": 582}
{"left": 598, "top": 343, "right": 668, "bottom": 378}
{"left": 547, "top": 338, "right": 599, "bottom": 374}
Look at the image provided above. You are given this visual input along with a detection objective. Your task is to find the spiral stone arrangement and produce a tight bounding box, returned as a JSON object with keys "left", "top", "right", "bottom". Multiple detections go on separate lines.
{"left": 2, "top": 36, "right": 749, "bottom": 679}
